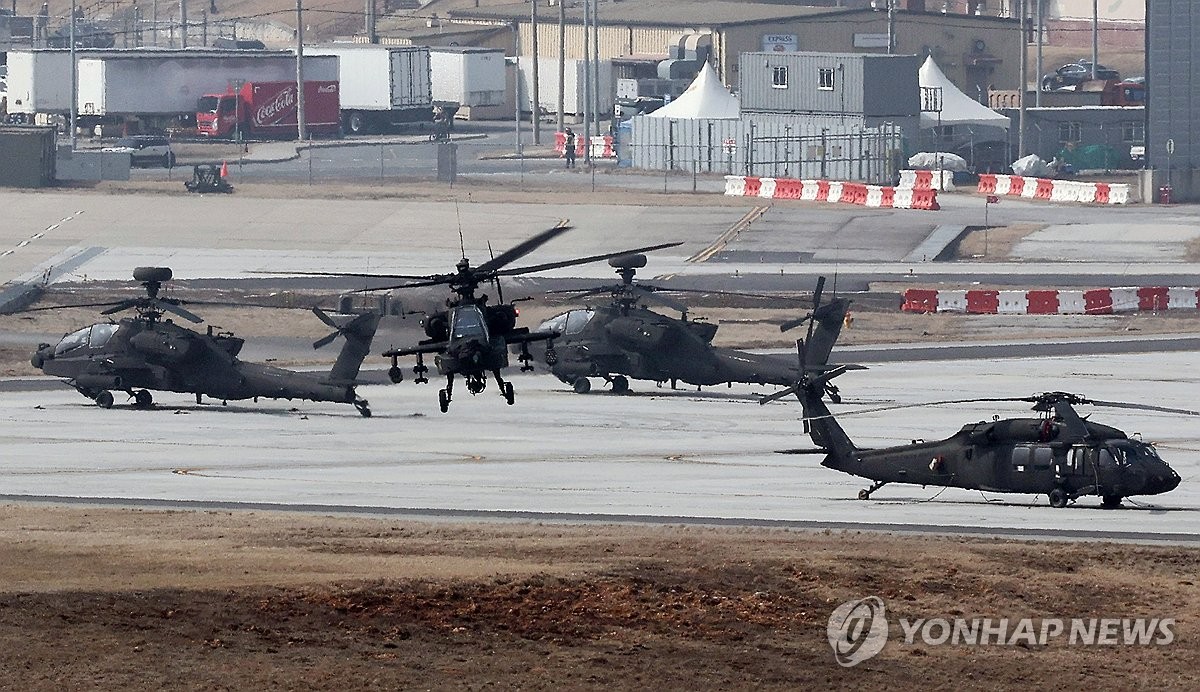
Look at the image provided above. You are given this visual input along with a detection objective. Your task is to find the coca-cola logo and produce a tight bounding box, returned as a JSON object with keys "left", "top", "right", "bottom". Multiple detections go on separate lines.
{"left": 254, "top": 86, "right": 296, "bottom": 126}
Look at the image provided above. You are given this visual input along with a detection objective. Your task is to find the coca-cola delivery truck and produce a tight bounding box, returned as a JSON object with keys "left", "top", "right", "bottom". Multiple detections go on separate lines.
{"left": 196, "top": 80, "right": 340, "bottom": 139}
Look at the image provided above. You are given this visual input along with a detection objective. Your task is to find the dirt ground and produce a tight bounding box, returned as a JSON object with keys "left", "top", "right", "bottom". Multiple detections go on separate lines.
{"left": 0, "top": 506, "right": 1193, "bottom": 690}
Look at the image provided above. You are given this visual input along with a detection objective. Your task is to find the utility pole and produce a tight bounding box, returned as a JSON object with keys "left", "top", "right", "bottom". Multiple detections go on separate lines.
{"left": 887, "top": 0, "right": 895, "bottom": 55}
{"left": 1090, "top": 0, "right": 1098, "bottom": 80}
{"left": 365, "top": 0, "right": 375, "bottom": 44}
{"left": 1035, "top": 0, "right": 1042, "bottom": 107}
{"left": 296, "top": 0, "right": 306, "bottom": 140}
{"left": 1018, "top": 0, "right": 1026, "bottom": 158}
{"left": 582, "top": 0, "right": 591, "bottom": 164}
{"left": 180, "top": 0, "right": 187, "bottom": 48}
{"left": 591, "top": 0, "right": 600, "bottom": 135}
{"left": 70, "top": 0, "right": 77, "bottom": 149}
{"left": 531, "top": 0, "right": 541, "bottom": 144}
{"left": 556, "top": 0, "right": 564, "bottom": 134}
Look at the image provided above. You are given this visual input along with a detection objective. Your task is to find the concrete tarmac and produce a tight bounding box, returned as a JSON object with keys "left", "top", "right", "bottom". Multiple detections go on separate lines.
{"left": 1, "top": 351, "right": 1197, "bottom": 543}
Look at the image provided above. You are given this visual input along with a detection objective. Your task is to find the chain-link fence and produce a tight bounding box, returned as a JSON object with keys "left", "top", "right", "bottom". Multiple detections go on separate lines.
{"left": 626, "top": 116, "right": 906, "bottom": 185}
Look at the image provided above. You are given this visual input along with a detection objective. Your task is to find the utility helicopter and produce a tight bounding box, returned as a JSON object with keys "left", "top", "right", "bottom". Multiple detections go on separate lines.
{"left": 276, "top": 222, "right": 681, "bottom": 412}
{"left": 538, "top": 263, "right": 852, "bottom": 394}
{"left": 763, "top": 367, "right": 1190, "bottom": 509}
{"left": 22, "top": 267, "right": 380, "bottom": 416}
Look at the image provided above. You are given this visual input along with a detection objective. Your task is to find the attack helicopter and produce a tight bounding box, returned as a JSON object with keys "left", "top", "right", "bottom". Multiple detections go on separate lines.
{"left": 277, "top": 222, "right": 681, "bottom": 412}
{"left": 537, "top": 260, "right": 852, "bottom": 394}
{"left": 22, "top": 267, "right": 381, "bottom": 416}
{"left": 764, "top": 367, "right": 1190, "bottom": 508}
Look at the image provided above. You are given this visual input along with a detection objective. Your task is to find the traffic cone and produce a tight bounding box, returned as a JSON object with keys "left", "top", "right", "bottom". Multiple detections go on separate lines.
{"left": 220, "top": 160, "right": 229, "bottom": 178}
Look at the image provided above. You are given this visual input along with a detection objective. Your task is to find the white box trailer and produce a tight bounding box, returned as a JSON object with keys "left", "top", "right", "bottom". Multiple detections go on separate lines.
{"left": 6, "top": 50, "right": 77, "bottom": 116}
{"left": 518, "top": 57, "right": 612, "bottom": 117}
{"left": 310, "top": 44, "right": 432, "bottom": 134}
{"left": 76, "top": 52, "right": 337, "bottom": 116}
{"left": 430, "top": 47, "right": 506, "bottom": 111}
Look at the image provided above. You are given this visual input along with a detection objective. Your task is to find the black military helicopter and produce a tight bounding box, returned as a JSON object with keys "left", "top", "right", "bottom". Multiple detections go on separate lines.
{"left": 23, "top": 267, "right": 381, "bottom": 416}
{"left": 537, "top": 259, "right": 851, "bottom": 394}
{"left": 281, "top": 223, "right": 681, "bottom": 412}
{"left": 764, "top": 367, "right": 1191, "bottom": 508}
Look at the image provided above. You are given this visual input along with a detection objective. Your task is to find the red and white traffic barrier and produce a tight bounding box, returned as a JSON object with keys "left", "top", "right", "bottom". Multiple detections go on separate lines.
{"left": 899, "top": 169, "right": 955, "bottom": 191}
{"left": 553, "top": 131, "right": 615, "bottom": 158}
{"left": 977, "top": 174, "right": 1130, "bottom": 205}
{"left": 901, "top": 287, "right": 1200, "bottom": 314}
{"left": 723, "top": 175, "right": 939, "bottom": 211}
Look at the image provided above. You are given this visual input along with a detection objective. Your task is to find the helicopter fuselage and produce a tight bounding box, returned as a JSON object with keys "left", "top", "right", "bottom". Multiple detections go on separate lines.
{"left": 34, "top": 317, "right": 363, "bottom": 407}
{"left": 819, "top": 416, "right": 1181, "bottom": 505}
{"left": 540, "top": 305, "right": 812, "bottom": 389}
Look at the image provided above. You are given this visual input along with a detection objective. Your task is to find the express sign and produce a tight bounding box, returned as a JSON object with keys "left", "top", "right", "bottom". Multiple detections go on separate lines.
{"left": 762, "top": 34, "right": 797, "bottom": 52}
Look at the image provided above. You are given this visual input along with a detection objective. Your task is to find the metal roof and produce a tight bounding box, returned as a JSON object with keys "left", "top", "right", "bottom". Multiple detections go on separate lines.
{"left": 434, "top": 1, "right": 852, "bottom": 27}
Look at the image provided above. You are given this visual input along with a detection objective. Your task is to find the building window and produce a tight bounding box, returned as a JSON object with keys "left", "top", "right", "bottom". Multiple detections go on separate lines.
{"left": 1122, "top": 120, "right": 1145, "bottom": 144}
{"left": 1059, "top": 122, "right": 1082, "bottom": 143}
{"left": 772, "top": 66, "right": 788, "bottom": 89}
{"left": 818, "top": 67, "right": 835, "bottom": 91}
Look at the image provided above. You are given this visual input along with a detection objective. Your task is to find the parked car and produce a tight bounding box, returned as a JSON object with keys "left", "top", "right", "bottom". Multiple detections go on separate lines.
{"left": 102, "top": 135, "right": 176, "bottom": 168}
{"left": 1042, "top": 61, "right": 1120, "bottom": 91}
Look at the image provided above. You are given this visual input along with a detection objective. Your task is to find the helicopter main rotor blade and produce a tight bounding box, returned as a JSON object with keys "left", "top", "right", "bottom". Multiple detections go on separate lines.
{"left": 633, "top": 286, "right": 689, "bottom": 314}
{"left": 253, "top": 269, "right": 437, "bottom": 281}
{"left": 158, "top": 300, "right": 204, "bottom": 324}
{"left": 349, "top": 277, "right": 450, "bottom": 293}
{"left": 6, "top": 300, "right": 127, "bottom": 314}
{"left": 1087, "top": 399, "right": 1200, "bottom": 416}
{"left": 100, "top": 299, "right": 140, "bottom": 315}
{"left": 473, "top": 222, "right": 573, "bottom": 275}
{"left": 496, "top": 241, "right": 683, "bottom": 278}
{"left": 647, "top": 286, "right": 812, "bottom": 302}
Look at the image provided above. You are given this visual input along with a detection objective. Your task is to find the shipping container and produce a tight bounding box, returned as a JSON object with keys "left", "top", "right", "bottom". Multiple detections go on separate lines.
{"left": 430, "top": 47, "right": 506, "bottom": 109}
{"left": 310, "top": 44, "right": 432, "bottom": 134}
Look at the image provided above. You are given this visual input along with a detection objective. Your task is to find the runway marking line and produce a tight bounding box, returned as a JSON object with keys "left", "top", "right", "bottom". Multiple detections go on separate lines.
{"left": 4, "top": 211, "right": 84, "bottom": 258}
{"left": 686, "top": 206, "right": 769, "bottom": 263}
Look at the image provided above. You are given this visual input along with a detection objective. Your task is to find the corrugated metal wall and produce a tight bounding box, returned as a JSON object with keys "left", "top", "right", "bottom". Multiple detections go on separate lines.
{"left": 627, "top": 115, "right": 904, "bottom": 183}
{"left": 0, "top": 126, "right": 56, "bottom": 187}
{"left": 739, "top": 53, "right": 866, "bottom": 115}
{"left": 520, "top": 23, "right": 695, "bottom": 60}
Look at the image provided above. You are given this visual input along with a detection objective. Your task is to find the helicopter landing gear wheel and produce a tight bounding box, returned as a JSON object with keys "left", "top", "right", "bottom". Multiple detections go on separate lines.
{"left": 502, "top": 381, "right": 515, "bottom": 405}
{"left": 573, "top": 378, "right": 591, "bottom": 394}
{"left": 132, "top": 389, "right": 153, "bottom": 408}
{"left": 1048, "top": 488, "right": 1069, "bottom": 508}
{"left": 355, "top": 399, "right": 372, "bottom": 418}
{"left": 610, "top": 376, "right": 629, "bottom": 394}
{"left": 858, "top": 480, "right": 887, "bottom": 500}
{"left": 1101, "top": 494, "right": 1123, "bottom": 509}
{"left": 438, "top": 389, "right": 450, "bottom": 413}
{"left": 95, "top": 391, "right": 114, "bottom": 409}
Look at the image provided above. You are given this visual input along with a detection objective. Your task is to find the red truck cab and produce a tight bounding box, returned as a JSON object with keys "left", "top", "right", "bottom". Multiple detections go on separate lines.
{"left": 196, "top": 81, "right": 340, "bottom": 139}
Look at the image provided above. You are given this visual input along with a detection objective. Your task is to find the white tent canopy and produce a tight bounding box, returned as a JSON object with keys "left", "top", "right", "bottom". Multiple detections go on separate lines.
{"left": 918, "top": 55, "right": 1009, "bottom": 129}
{"left": 646, "top": 62, "right": 740, "bottom": 119}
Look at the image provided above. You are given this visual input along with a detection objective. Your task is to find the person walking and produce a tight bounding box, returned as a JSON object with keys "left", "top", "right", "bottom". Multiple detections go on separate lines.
{"left": 564, "top": 127, "right": 577, "bottom": 169}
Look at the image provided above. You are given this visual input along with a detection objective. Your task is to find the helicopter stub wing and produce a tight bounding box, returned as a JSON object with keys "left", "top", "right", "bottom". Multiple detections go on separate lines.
{"left": 506, "top": 328, "right": 560, "bottom": 346}
{"left": 382, "top": 342, "right": 447, "bottom": 358}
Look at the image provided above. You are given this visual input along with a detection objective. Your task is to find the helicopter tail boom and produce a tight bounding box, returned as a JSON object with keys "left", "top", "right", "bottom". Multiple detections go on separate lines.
{"left": 326, "top": 311, "right": 382, "bottom": 385}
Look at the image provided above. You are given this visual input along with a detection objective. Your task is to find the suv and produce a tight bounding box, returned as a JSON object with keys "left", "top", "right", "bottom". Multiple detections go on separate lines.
{"left": 103, "top": 135, "right": 176, "bottom": 168}
{"left": 1042, "top": 61, "right": 1121, "bottom": 91}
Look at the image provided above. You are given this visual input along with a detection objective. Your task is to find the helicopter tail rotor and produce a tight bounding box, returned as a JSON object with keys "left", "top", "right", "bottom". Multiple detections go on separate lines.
{"left": 312, "top": 307, "right": 379, "bottom": 350}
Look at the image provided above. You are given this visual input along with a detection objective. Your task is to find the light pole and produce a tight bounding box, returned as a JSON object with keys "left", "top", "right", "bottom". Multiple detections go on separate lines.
{"left": 69, "top": 0, "right": 77, "bottom": 149}
{"left": 530, "top": 0, "right": 540, "bottom": 144}
{"left": 296, "top": 0, "right": 306, "bottom": 140}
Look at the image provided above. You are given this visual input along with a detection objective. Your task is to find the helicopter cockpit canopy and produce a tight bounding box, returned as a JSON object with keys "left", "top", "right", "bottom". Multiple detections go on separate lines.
{"left": 54, "top": 323, "right": 120, "bottom": 357}
{"left": 1107, "top": 440, "right": 1162, "bottom": 466}
{"left": 451, "top": 306, "right": 491, "bottom": 341}
{"left": 537, "top": 309, "right": 595, "bottom": 336}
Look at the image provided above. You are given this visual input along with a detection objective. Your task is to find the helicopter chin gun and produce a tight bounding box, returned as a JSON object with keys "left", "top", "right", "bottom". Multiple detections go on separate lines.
{"left": 518, "top": 342, "right": 535, "bottom": 372}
